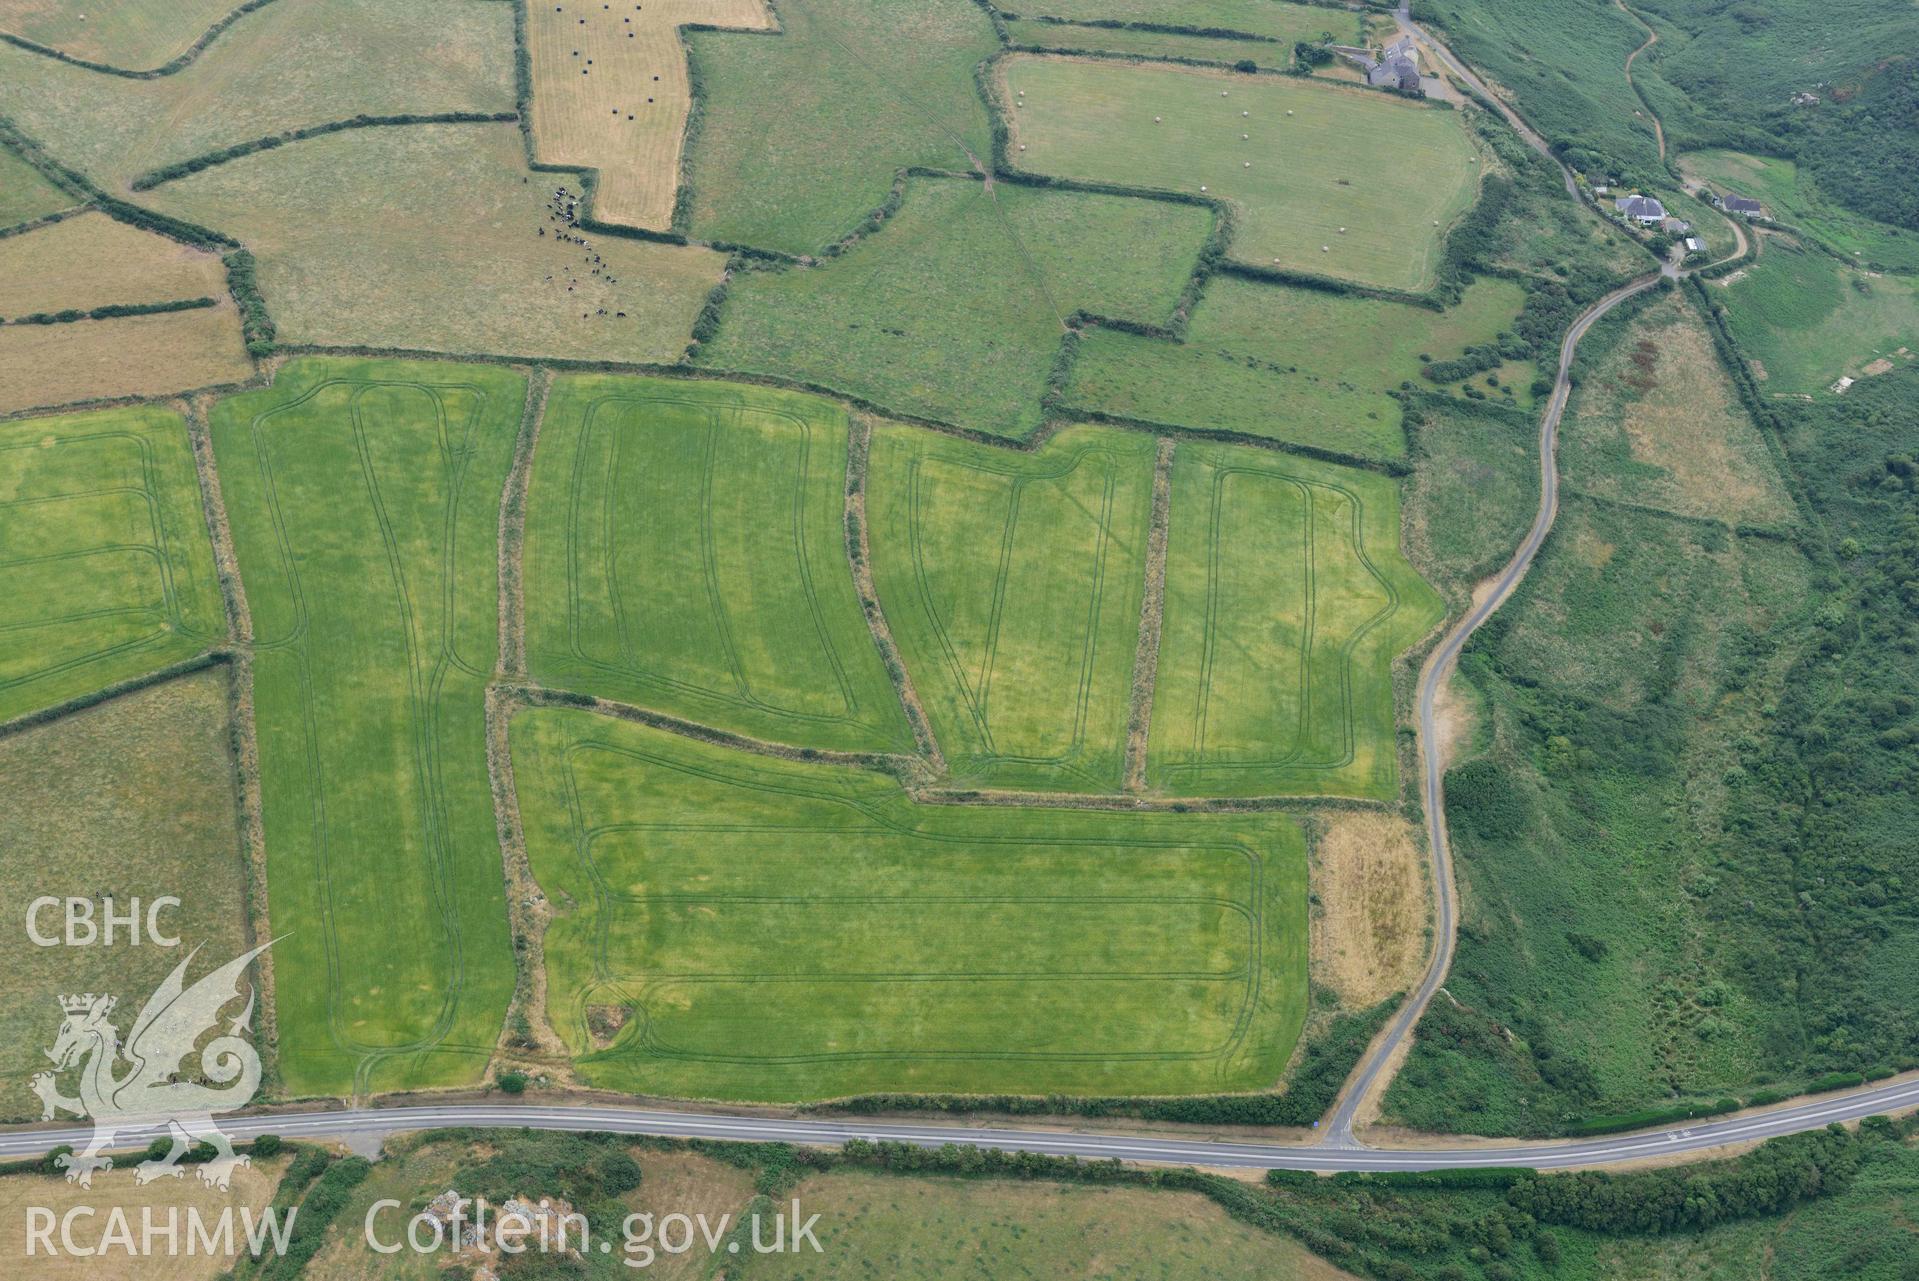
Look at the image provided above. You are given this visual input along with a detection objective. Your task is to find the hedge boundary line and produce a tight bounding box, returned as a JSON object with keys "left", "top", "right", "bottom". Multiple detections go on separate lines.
{"left": 0, "top": 650, "right": 230, "bottom": 742}
{"left": 0, "top": 295, "right": 215, "bottom": 326}
{"left": 0, "top": 0, "right": 279, "bottom": 78}
{"left": 129, "top": 111, "right": 519, "bottom": 190}
{"left": 0, "top": 202, "right": 90, "bottom": 242}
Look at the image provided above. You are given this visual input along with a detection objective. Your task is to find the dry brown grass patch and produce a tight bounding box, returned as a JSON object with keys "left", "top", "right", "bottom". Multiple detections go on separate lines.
{"left": 0, "top": 302, "right": 250, "bottom": 415}
{"left": 529, "top": 0, "right": 773, "bottom": 230}
{"left": 0, "top": 212, "right": 227, "bottom": 317}
{"left": 1311, "top": 812, "right": 1428, "bottom": 1007}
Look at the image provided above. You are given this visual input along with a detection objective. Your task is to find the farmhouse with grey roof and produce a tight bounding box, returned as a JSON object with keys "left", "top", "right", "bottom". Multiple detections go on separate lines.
{"left": 1723, "top": 194, "right": 1763, "bottom": 216}
{"left": 1614, "top": 194, "right": 1667, "bottom": 224}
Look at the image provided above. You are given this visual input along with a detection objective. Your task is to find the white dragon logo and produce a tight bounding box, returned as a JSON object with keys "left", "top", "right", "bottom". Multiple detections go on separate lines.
{"left": 29, "top": 942, "right": 272, "bottom": 1191}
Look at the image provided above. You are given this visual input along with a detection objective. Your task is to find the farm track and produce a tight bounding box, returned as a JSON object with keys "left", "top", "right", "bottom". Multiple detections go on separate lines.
{"left": 1616, "top": 0, "right": 1664, "bottom": 162}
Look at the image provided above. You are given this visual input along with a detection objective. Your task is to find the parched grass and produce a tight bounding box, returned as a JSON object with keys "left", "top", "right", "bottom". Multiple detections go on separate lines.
{"left": 1564, "top": 289, "right": 1793, "bottom": 528}
{"left": 0, "top": 404, "right": 223, "bottom": 721}
{"left": 1002, "top": 55, "right": 1482, "bottom": 291}
{"left": 147, "top": 122, "right": 724, "bottom": 362}
{"left": 865, "top": 423, "right": 1155, "bottom": 792}
{"left": 209, "top": 357, "right": 521, "bottom": 1096}
{"left": 1146, "top": 442, "right": 1441, "bottom": 799}
{"left": 753, "top": 1170, "right": 1354, "bottom": 1281}
{"left": 682, "top": 0, "right": 999, "bottom": 253}
{"left": 1714, "top": 237, "right": 1919, "bottom": 397}
{"left": 511, "top": 704, "right": 1308, "bottom": 1100}
{"left": 0, "top": 140, "right": 72, "bottom": 228}
{"left": 1064, "top": 275, "right": 1527, "bottom": 459}
{"left": 1311, "top": 811, "right": 1427, "bottom": 1008}
{"left": 0, "top": 1155, "right": 289, "bottom": 1279}
{"left": 699, "top": 175, "right": 1213, "bottom": 436}
{"left": 0, "top": 0, "right": 514, "bottom": 190}
{"left": 0, "top": 0, "right": 240, "bottom": 70}
{"left": 528, "top": 0, "right": 773, "bottom": 231}
{"left": 0, "top": 670, "right": 248, "bottom": 1103}
{"left": 0, "top": 301, "right": 252, "bottom": 415}
{"left": 1679, "top": 148, "right": 1919, "bottom": 274}
{"left": 0, "top": 210, "right": 226, "bottom": 316}
{"left": 523, "top": 374, "right": 913, "bottom": 754}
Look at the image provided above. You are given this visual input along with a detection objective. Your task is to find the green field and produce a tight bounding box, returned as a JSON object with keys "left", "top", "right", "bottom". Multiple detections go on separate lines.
{"left": 209, "top": 357, "right": 518, "bottom": 1096}
{"left": 523, "top": 374, "right": 912, "bottom": 754}
{"left": 1146, "top": 442, "right": 1441, "bottom": 799}
{"left": 147, "top": 122, "right": 724, "bottom": 362}
{"left": 865, "top": 423, "right": 1155, "bottom": 792}
{"left": 1065, "top": 275, "right": 1527, "bottom": 459}
{"left": 1402, "top": 398, "right": 1539, "bottom": 600}
{"left": 699, "top": 175, "right": 1212, "bottom": 436}
{"left": 1715, "top": 238, "right": 1919, "bottom": 396}
{"left": 1001, "top": 17, "right": 1293, "bottom": 69}
{"left": 1000, "top": 0, "right": 1352, "bottom": 70}
{"left": 512, "top": 704, "right": 1308, "bottom": 1100}
{"left": 0, "top": 669, "right": 249, "bottom": 1103}
{"left": 0, "top": 143, "right": 70, "bottom": 228}
{"left": 0, "top": 0, "right": 514, "bottom": 190}
{"left": 683, "top": 0, "right": 999, "bottom": 254}
{"left": 0, "top": 0, "right": 240, "bottom": 69}
{"left": 1680, "top": 150, "right": 1919, "bottom": 274}
{"left": 0, "top": 404, "right": 224, "bottom": 724}
{"left": 1002, "top": 55, "right": 1482, "bottom": 290}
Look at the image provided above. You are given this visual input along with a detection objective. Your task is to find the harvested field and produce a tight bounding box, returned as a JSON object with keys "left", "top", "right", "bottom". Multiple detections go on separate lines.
{"left": 682, "top": 0, "right": 998, "bottom": 253}
{"left": 865, "top": 423, "right": 1156, "bottom": 792}
{"left": 0, "top": 404, "right": 224, "bottom": 722}
{"left": 512, "top": 705, "right": 1308, "bottom": 1100}
{"left": 522, "top": 374, "right": 912, "bottom": 754}
{"left": 0, "top": 211, "right": 226, "bottom": 317}
{"left": 0, "top": 0, "right": 238, "bottom": 70}
{"left": 0, "top": 302, "right": 251, "bottom": 415}
{"left": 1002, "top": 54, "right": 1481, "bottom": 291}
{"left": 0, "top": 0, "right": 514, "bottom": 190}
{"left": 698, "top": 174, "right": 1212, "bottom": 436}
{"left": 1146, "top": 442, "right": 1442, "bottom": 799}
{"left": 1311, "top": 811, "right": 1428, "bottom": 1007}
{"left": 146, "top": 122, "right": 723, "bottom": 362}
{"left": 0, "top": 1156, "right": 289, "bottom": 1279}
{"left": 0, "top": 142, "right": 72, "bottom": 228}
{"left": 529, "top": 0, "right": 772, "bottom": 231}
{"left": 0, "top": 670, "right": 249, "bottom": 1105}
{"left": 1564, "top": 290, "right": 1794, "bottom": 527}
{"left": 209, "top": 358, "right": 521, "bottom": 1095}
{"left": 1065, "top": 275, "right": 1526, "bottom": 460}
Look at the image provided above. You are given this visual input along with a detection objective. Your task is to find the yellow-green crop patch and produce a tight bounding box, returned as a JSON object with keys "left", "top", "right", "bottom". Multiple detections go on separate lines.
{"left": 1002, "top": 55, "right": 1481, "bottom": 291}
{"left": 1147, "top": 442, "right": 1441, "bottom": 798}
{"left": 511, "top": 705, "right": 1308, "bottom": 1100}
{"left": 209, "top": 358, "right": 519, "bottom": 1096}
{"left": 0, "top": 404, "right": 223, "bottom": 723}
{"left": 1065, "top": 275, "right": 1527, "bottom": 459}
{"left": 523, "top": 375, "right": 912, "bottom": 754}
{"left": 865, "top": 423, "right": 1154, "bottom": 792}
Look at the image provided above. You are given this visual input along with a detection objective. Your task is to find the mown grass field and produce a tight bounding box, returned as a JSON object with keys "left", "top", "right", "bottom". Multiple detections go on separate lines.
{"left": 512, "top": 705, "right": 1308, "bottom": 1100}
{"left": 1065, "top": 275, "right": 1527, "bottom": 459}
{"left": 147, "top": 122, "right": 724, "bottom": 362}
{"left": 0, "top": 0, "right": 238, "bottom": 70}
{"left": 209, "top": 357, "right": 520, "bottom": 1096}
{"left": 1147, "top": 442, "right": 1441, "bottom": 799}
{"left": 523, "top": 374, "right": 912, "bottom": 754}
{"left": 683, "top": 0, "right": 998, "bottom": 253}
{"left": 528, "top": 0, "right": 772, "bottom": 230}
{"left": 0, "top": 210, "right": 227, "bottom": 316}
{"left": 1001, "top": 55, "right": 1482, "bottom": 290}
{"left": 0, "top": 142, "right": 71, "bottom": 228}
{"left": 1679, "top": 149, "right": 1919, "bottom": 274}
{"left": 0, "top": 670, "right": 248, "bottom": 1105}
{"left": 699, "top": 175, "right": 1212, "bottom": 436}
{"left": 0, "top": 404, "right": 224, "bottom": 720}
{"left": 0, "top": 0, "right": 514, "bottom": 190}
{"left": 1715, "top": 237, "right": 1919, "bottom": 396}
{"left": 1563, "top": 289, "right": 1793, "bottom": 528}
{"left": 0, "top": 301, "right": 252, "bottom": 415}
{"left": 742, "top": 1170, "right": 1352, "bottom": 1281}
{"left": 865, "top": 423, "right": 1154, "bottom": 792}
